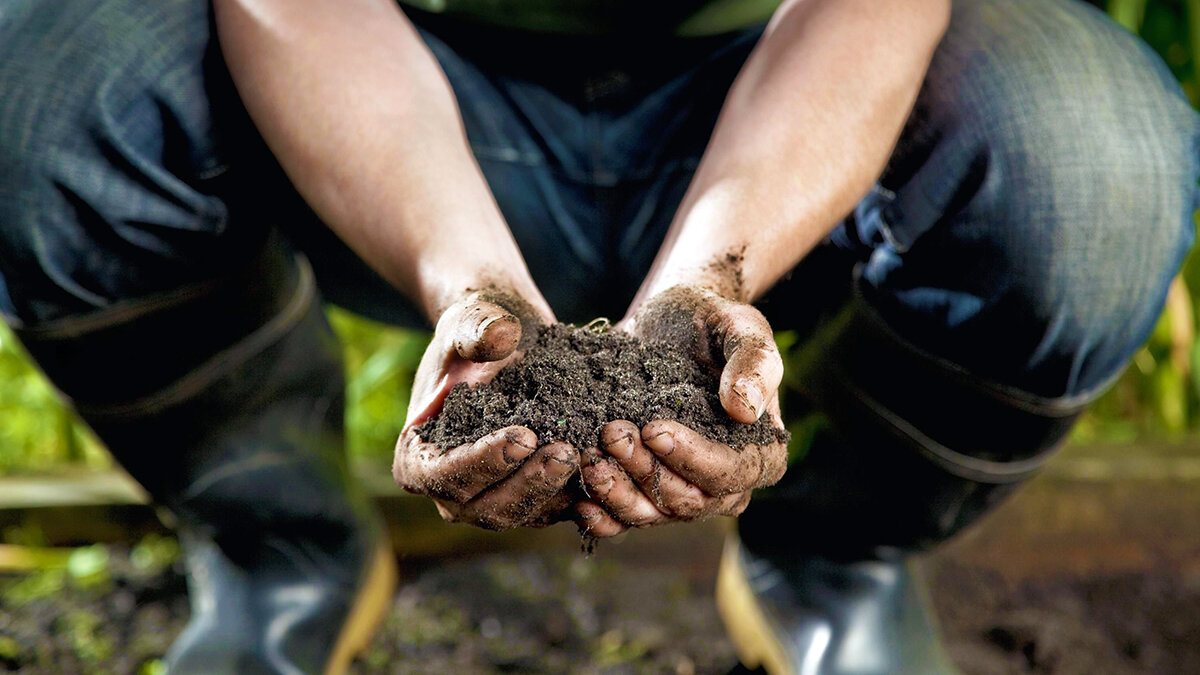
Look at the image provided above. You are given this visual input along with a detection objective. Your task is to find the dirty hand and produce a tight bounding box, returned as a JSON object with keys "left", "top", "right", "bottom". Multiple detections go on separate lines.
{"left": 575, "top": 285, "right": 788, "bottom": 537}
{"left": 394, "top": 290, "right": 580, "bottom": 530}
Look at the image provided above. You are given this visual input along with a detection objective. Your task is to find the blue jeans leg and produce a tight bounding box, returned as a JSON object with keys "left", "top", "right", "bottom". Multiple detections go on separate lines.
{"left": 0, "top": 0, "right": 433, "bottom": 331}
{"left": 0, "top": 0, "right": 267, "bottom": 324}
{"left": 842, "top": 0, "right": 1199, "bottom": 399}
{"left": 744, "top": 0, "right": 1200, "bottom": 556}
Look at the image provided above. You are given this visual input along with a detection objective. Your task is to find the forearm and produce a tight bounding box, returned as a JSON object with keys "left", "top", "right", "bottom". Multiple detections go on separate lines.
{"left": 214, "top": 0, "right": 548, "bottom": 321}
{"left": 631, "top": 0, "right": 949, "bottom": 309}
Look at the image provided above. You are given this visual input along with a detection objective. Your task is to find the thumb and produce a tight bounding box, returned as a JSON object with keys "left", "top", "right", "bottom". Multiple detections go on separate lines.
{"left": 450, "top": 300, "right": 523, "bottom": 363}
{"left": 717, "top": 316, "right": 784, "bottom": 424}
{"left": 719, "top": 340, "right": 783, "bottom": 424}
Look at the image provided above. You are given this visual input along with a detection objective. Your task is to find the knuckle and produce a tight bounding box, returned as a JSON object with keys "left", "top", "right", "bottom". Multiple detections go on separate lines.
{"left": 697, "top": 475, "right": 734, "bottom": 497}
{"left": 474, "top": 513, "right": 509, "bottom": 531}
{"left": 442, "top": 483, "right": 473, "bottom": 504}
{"left": 393, "top": 470, "right": 427, "bottom": 496}
{"left": 722, "top": 496, "right": 751, "bottom": 517}
{"left": 627, "top": 508, "right": 662, "bottom": 528}
{"left": 420, "top": 473, "right": 473, "bottom": 503}
{"left": 765, "top": 457, "right": 787, "bottom": 486}
{"left": 669, "top": 492, "right": 707, "bottom": 520}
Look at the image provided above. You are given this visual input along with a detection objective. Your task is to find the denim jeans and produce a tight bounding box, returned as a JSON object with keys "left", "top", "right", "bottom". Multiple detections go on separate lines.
{"left": 0, "top": 1, "right": 1195, "bottom": 415}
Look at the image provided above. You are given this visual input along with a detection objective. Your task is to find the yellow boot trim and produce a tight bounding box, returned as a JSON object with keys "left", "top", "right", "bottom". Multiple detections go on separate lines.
{"left": 324, "top": 539, "right": 398, "bottom": 675}
{"left": 716, "top": 536, "right": 793, "bottom": 675}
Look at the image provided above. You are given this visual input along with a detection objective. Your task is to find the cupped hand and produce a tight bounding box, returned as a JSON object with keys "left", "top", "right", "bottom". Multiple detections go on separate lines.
{"left": 576, "top": 286, "right": 788, "bottom": 537}
{"left": 393, "top": 290, "right": 580, "bottom": 530}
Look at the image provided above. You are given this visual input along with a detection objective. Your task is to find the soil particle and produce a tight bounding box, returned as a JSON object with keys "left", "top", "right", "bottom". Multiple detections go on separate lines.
{"left": 417, "top": 322, "right": 789, "bottom": 450}
{"left": 704, "top": 246, "right": 748, "bottom": 302}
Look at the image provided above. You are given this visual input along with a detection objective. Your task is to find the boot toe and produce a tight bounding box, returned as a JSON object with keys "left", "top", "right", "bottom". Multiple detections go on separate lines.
{"left": 716, "top": 536, "right": 958, "bottom": 675}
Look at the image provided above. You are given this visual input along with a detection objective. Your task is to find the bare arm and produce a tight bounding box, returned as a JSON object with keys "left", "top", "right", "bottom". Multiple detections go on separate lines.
{"left": 583, "top": 0, "right": 951, "bottom": 536}
{"left": 215, "top": 0, "right": 578, "bottom": 529}
{"left": 213, "top": 0, "right": 549, "bottom": 321}
{"left": 630, "top": 0, "right": 950, "bottom": 308}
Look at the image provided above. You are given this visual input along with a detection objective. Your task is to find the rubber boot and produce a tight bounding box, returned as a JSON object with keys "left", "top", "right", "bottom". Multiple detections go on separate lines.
{"left": 14, "top": 243, "right": 396, "bottom": 675}
{"left": 721, "top": 277, "right": 1091, "bottom": 675}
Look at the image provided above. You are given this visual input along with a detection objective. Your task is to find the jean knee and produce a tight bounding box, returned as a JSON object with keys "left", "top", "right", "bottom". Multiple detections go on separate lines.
{"left": 0, "top": 0, "right": 234, "bottom": 324}
{"left": 865, "top": 0, "right": 1199, "bottom": 398}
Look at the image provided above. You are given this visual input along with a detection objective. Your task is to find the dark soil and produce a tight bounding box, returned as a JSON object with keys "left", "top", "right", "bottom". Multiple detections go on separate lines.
{"left": 927, "top": 558, "right": 1200, "bottom": 675}
{"left": 418, "top": 323, "right": 789, "bottom": 450}
{"left": 0, "top": 538, "right": 189, "bottom": 674}
{"left": 4, "top": 536, "right": 1199, "bottom": 674}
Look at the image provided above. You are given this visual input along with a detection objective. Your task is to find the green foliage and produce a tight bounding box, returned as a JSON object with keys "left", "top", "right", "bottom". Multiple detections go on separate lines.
{"left": 0, "top": 323, "right": 109, "bottom": 474}
{"left": 0, "top": 309, "right": 427, "bottom": 474}
{"left": 1, "top": 1, "right": 1199, "bottom": 474}
{"left": 327, "top": 307, "right": 429, "bottom": 461}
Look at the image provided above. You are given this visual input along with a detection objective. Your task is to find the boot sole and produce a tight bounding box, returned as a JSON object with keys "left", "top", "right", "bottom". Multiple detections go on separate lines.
{"left": 325, "top": 538, "right": 398, "bottom": 675}
{"left": 715, "top": 536, "right": 793, "bottom": 675}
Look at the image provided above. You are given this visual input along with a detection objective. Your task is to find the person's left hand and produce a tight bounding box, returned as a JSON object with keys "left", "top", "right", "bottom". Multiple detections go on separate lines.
{"left": 574, "top": 286, "right": 789, "bottom": 537}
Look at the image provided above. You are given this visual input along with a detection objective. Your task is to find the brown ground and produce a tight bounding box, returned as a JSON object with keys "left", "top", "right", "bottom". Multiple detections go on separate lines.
{"left": 2, "top": 443, "right": 1198, "bottom": 674}
{"left": 2, "top": 530, "right": 1198, "bottom": 674}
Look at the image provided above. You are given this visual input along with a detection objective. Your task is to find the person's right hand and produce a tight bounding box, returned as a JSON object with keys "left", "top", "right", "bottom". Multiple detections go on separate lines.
{"left": 392, "top": 290, "right": 581, "bottom": 530}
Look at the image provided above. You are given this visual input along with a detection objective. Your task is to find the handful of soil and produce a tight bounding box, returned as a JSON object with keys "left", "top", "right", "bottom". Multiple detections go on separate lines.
{"left": 416, "top": 322, "right": 790, "bottom": 450}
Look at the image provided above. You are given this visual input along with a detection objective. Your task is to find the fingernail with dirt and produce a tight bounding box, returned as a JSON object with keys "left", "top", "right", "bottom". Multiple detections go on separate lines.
{"left": 603, "top": 432, "right": 635, "bottom": 460}
{"left": 576, "top": 503, "right": 602, "bottom": 522}
{"left": 644, "top": 431, "right": 674, "bottom": 456}
{"left": 503, "top": 429, "right": 537, "bottom": 452}
{"left": 475, "top": 313, "right": 509, "bottom": 341}
{"left": 544, "top": 445, "right": 578, "bottom": 478}
{"left": 734, "top": 379, "right": 764, "bottom": 418}
{"left": 500, "top": 439, "right": 534, "bottom": 465}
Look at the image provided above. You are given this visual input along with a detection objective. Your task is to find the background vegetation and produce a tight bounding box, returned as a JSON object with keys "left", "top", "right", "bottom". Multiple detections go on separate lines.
{"left": 0, "top": 0, "right": 1198, "bottom": 476}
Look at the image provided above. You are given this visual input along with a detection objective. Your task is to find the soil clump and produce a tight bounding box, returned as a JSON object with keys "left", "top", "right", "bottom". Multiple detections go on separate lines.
{"left": 417, "top": 322, "right": 789, "bottom": 450}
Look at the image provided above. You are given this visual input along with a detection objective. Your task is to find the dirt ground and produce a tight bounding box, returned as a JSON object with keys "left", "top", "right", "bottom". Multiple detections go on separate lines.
{"left": 1, "top": 531, "right": 1199, "bottom": 674}
{"left": 2, "top": 444, "right": 1199, "bottom": 674}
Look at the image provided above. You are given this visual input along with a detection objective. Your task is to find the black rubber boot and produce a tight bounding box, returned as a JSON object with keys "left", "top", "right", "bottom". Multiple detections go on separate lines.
{"left": 15, "top": 243, "right": 396, "bottom": 675}
{"left": 717, "top": 537, "right": 953, "bottom": 675}
{"left": 721, "top": 278, "right": 1092, "bottom": 675}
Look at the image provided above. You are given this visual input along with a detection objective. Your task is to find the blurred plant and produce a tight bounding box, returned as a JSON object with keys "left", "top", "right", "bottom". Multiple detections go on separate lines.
{"left": 0, "top": 310, "right": 428, "bottom": 474}
{"left": 0, "top": 323, "right": 109, "bottom": 475}
{"left": 128, "top": 533, "right": 182, "bottom": 575}
{"left": 327, "top": 307, "right": 430, "bottom": 461}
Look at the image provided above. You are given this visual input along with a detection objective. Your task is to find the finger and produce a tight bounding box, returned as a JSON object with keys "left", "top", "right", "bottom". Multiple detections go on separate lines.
{"left": 450, "top": 300, "right": 523, "bottom": 362}
{"left": 574, "top": 501, "right": 627, "bottom": 538}
{"left": 392, "top": 426, "right": 537, "bottom": 502}
{"left": 641, "top": 420, "right": 787, "bottom": 495}
{"left": 581, "top": 457, "right": 666, "bottom": 527}
{"left": 600, "top": 420, "right": 708, "bottom": 519}
{"left": 447, "top": 442, "right": 579, "bottom": 530}
{"left": 710, "top": 490, "right": 754, "bottom": 518}
{"left": 713, "top": 307, "right": 783, "bottom": 424}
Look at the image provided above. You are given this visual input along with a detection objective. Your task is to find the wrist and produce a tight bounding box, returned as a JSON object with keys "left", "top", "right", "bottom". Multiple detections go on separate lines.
{"left": 415, "top": 260, "right": 552, "bottom": 328}
{"left": 628, "top": 252, "right": 755, "bottom": 323}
